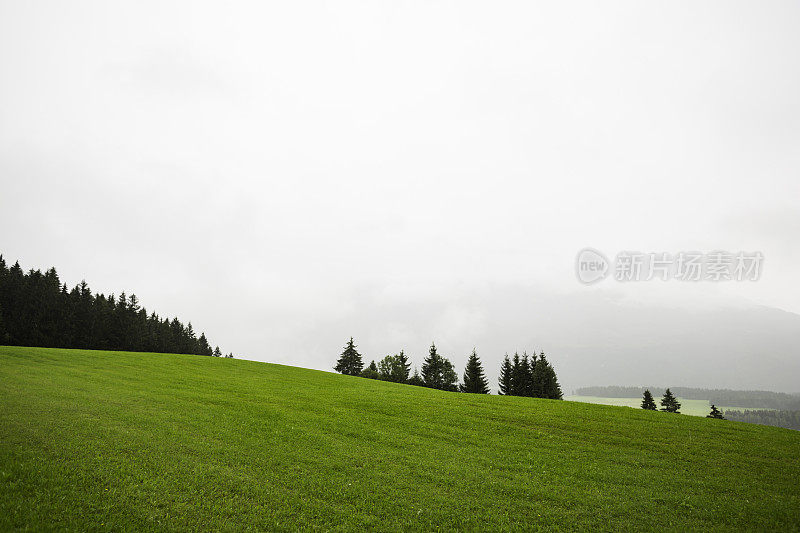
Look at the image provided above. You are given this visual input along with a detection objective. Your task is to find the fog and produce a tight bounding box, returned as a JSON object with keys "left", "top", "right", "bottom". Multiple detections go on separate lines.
{"left": 2, "top": 1, "right": 798, "bottom": 391}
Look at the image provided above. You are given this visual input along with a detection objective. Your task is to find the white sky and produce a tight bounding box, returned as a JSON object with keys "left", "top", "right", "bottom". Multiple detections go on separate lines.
{"left": 1, "top": 1, "right": 798, "bottom": 380}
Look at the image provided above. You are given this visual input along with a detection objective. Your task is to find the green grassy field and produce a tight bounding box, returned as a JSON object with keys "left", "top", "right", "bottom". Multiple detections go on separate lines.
{"left": 2, "top": 346, "right": 799, "bottom": 531}
{"left": 564, "top": 396, "right": 745, "bottom": 417}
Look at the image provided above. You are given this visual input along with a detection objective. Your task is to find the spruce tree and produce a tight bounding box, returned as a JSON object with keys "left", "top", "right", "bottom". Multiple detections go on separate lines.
{"left": 334, "top": 337, "right": 363, "bottom": 376}
{"left": 198, "top": 332, "right": 212, "bottom": 356}
{"left": 660, "top": 389, "right": 681, "bottom": 413}
{"left": 520, "top": 352, "right": 532, "bottom": 397}
{"left": 407, "top": 367, "right": 424, "bottom": 387}
{"left": 397, "top": 350, "right": 411, "bottom": 383}
{"left": 707, "top": 404, "right": 725, "bottom": 419}
{"left": 532, "top": 352, "right": 562, "bottom": 399}
{"left": 498, "top": 355, "right": 512, "bottom": 395}
{"left": 510, "top": 353, "right": 524, "bottom": 396}
{"left": 641, "top": 389, "right": 657, "bottom": 410}
{"left": 213, "top": 346, "right": 222, "bottom": 357}
{"left": 460, "top": 349, "right": 489, "bottom": 394}
{"left": 421, "top": 343, "right": 458, "bottom": 391}
{"left": 528, "top": 352, "right": 540, "bottom": 397}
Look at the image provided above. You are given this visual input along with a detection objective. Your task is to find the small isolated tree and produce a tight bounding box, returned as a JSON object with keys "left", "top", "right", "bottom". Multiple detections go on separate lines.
{"left": 641, "top": 389, "right": 657, "bottom": 410}
{"left": 421, "top": 343, "right": 458, "bottom": 391}
{"left": 460, "top": 349, "right": 489, "bottom": 394}
{"left": 213, "top": 345, "right": 222, "bottom": 357}
{"left": 362, "top": 360, "right": 380, "bottom": 380}
{"left": 226, "top": 352, "right": 234, "bottom": 358}
{"left": 660, "top": 389, "right": 681, "bottom": 413}
{"left": 334, "top": 337, "right": 363, "bottom": 376}
{"left": 407, "top": 367, "right": 424, "bottom": 387}
{"left": 707, "top": 404, "right": 725, "bottom": 419}
{"left": 498, "top": 355, "right": 512, "bottom": 395}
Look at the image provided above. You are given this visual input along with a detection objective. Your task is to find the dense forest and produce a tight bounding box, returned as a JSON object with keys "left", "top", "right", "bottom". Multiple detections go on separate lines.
{"left": 0, "top": 256, "right": 229, "bottom": 357}
{"left": 336, "top": 338, "right": 563, "bottom": 398}
{"left": 724, "top": 410, "right": 800, "bottom": 431}
{"left": 576, "top": 385, "right": 800, "bottom": 411}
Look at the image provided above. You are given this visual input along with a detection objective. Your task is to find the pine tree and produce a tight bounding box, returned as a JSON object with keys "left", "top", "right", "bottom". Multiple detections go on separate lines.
{"left": 660, "top": 389, "right": 681, "bottom": 413}
{"left": 520, "top": 352, "right": 532, "bottom": 397}
{"left": 397, "top": 350, "right": 411, "bottom": 383}
{"left": 213, "top": 346, "right": 222, "bottom": 357}
{"left": 226, "top": 352, "right": 234, "bottom": 359}
{"left": 198, "top": 332, "right": 212, "bottom": 356}
{"left": 532, "top": 351, "right": 562, "bottom": 399}
{"left": 528, "top": 352, "right": 540, "bottom": 397}
{"left": 498, "top": 355, "right": 512, "bottom": 395}
{"left": 707, "top": 404, "right": 725, "bottom": 419}
{"left": 407, "top": 367, "right": 424, "bottom": 387}
{"left": 334, "top": 337, "right": 363, "bottom": 376}
{"left": 421, "top": 343, "right": 458, "bottom": 391}
{"left": 641, "top": 389, "right": 657, "bottom": 410}
{"left": 510, "top": 353, "right": 524, "bottom": 396}
{"left": 460, "top": 349, "right": 489, "bottom": 394}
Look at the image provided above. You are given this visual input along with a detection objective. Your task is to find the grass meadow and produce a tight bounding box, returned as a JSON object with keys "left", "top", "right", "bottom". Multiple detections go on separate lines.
{"left": 2, "top": 346, "right": 799, "bottom": 531}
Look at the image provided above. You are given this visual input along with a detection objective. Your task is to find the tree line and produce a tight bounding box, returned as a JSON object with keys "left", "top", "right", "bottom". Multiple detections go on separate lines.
{"left": 335, "top": 337, "right": 563, "bottom": 398}
{"left": 0, "top": 256, "right": 231, "bottom": 358}
{"left": 723, "top": 410, "right": 800, "bottom": 431}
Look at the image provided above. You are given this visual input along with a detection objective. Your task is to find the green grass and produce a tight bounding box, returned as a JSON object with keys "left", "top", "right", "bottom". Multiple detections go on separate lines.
{"left": 565, "top": 396, "right": 775, "bottom": 417}
{"left": 1, "top": 346, "right": 799, "bottom": 531}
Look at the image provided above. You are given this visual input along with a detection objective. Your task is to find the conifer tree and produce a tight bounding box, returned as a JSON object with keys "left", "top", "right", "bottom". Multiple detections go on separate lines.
{"left": 641, "top": 389, "right": 657, "bottom": 410}
{"left": 660, "top": 389, "right": 681, "bottom": 413}
{"left": 498, "top": 354, "right": 512, "bottom": 395}
{"left": 407, "top": 367, "right": 424, "bottom": 387}
{"left": 707, "top": 404, "right": 725, "bottom": 419}
{"left": 213, "top": 346, "right": 222, "bottom": 357}
{"left": 334, "top": 337, "right": 364, "bottom": 376}
{"left": 421, "top": 343, "right": 458, "bottom": 391}
{"left": 520, "top": 352, "right": 532, "bottom": 397}
{"left": 532, "top": 351, "right": 562, "bottom": 399}
{"left": 460, "top": 349, "right": 489, "bottom": 394}
{"left": 198, "top": 332, "right": 212, "bottom": 356}
{"left": 528, "top": 352, "right": 540, "bottom": 397}
{"left": 397, "top": 350, "right": 411, "bottom": 382}
{"left": 510, "top": 352, "right": 524, "bottom": 396}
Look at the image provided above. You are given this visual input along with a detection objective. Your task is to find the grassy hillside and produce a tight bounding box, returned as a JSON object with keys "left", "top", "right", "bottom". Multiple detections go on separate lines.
{"left": 2, "top": 346, "right": 799, "bottom": 531}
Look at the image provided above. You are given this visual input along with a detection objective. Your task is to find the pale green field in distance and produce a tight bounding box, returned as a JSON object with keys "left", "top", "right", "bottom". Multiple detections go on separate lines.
{"left": 565, "top": 396, "right": 771, "bottom": 417}
{"left": 2, "top": 346, "right": 799, "bottom": 531}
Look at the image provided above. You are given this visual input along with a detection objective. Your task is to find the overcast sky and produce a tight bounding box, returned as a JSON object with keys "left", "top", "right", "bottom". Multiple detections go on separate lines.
{"left": 1, "top": 2, "right": 798, "bottom": 383}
